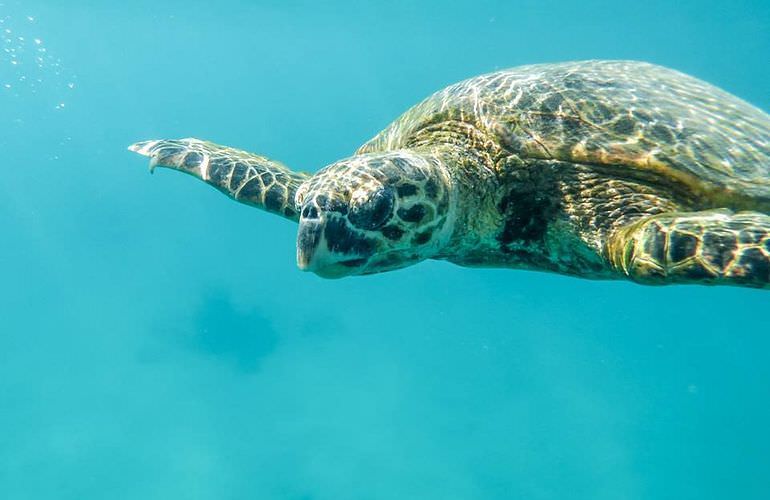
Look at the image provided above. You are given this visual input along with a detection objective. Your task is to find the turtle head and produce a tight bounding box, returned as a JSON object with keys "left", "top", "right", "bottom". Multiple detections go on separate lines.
{"left": 295, "top": 151, "right": 454, "bottom": 278}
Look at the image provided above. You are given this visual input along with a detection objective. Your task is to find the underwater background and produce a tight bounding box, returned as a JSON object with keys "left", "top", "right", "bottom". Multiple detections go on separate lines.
{"left": 1, "top": 0, "right": 769, "bottom": 498}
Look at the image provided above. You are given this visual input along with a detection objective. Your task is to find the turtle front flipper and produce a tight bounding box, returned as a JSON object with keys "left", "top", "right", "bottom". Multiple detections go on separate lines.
{"left": 129, "top": 138, "right": 309, "bottom": 221}
{"left": 608, "top": 210, "right": 770, "bottom": 288}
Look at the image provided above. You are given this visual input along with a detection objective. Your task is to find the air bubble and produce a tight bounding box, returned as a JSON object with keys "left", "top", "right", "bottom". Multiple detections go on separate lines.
{"left": 0, "top": 11, "right": 77, "bottom": 111}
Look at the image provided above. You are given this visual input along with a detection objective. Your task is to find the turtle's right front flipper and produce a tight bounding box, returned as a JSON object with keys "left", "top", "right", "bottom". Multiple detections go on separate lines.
{"left": 129, "top": 138, "right": 309, "bottom": 221}
{"left": 608, "top": 210, "right": 770, "bottom": 289}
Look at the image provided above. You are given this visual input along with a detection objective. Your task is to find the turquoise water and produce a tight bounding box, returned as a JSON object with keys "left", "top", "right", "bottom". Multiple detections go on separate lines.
{"left": 2, "top": 1, "right": 769, "bottom": 498}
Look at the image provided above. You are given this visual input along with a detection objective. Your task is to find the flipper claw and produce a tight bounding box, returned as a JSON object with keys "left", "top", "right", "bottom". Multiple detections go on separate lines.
{"left": 128, "top": 140, "right": 164, "bottom": 173}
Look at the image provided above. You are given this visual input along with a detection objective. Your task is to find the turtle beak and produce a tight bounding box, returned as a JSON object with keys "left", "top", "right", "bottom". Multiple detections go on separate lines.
{"left": 297, "top": 220, "right": 323, "bottom": 271}
{"left": 297, "top": 218, "right": 370, "bottom": 278}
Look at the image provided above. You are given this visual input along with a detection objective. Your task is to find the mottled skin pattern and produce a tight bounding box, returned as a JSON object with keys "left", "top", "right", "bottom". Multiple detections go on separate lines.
{"left": 129, "top": 139, "right": 309, "bottom": 219}
{"left": 293, "top": 151, "right": 455, "bottom": 276}
{"left": 130, "top": 60, "right": 770, "bottom": 288}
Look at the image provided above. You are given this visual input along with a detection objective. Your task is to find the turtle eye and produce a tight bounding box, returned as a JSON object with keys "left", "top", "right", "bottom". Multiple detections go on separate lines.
{"left": 349, "top": 187, "right": 395, "bottom": 230}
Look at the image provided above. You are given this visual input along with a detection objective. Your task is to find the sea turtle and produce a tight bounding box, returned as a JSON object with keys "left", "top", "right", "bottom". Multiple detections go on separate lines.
{"left": 129, "top": 60, "right": 770, "bottom": 288}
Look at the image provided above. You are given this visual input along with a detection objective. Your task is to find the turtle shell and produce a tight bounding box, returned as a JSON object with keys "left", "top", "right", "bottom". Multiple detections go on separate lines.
{"left": 359, "top": 61, "right": 770, "bottom": 207}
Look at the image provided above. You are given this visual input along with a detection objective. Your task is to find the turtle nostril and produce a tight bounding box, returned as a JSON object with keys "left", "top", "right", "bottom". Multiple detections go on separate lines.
{"left": 302, "top": 205, "right": 319, "bottom": 219}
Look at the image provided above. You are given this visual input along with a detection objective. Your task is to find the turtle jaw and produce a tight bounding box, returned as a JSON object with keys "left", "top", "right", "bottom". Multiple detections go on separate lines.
{"left": 296, "top": 219, "right": 371, "bottom": 278}
{"left": 297, "top": 220, "right": 323, "bottom": 271}
{"left": 297, "top": 251, "right": 370, "bottom": 279}
{"left": 300, "top": 260, "right": 368, "bottom": 279}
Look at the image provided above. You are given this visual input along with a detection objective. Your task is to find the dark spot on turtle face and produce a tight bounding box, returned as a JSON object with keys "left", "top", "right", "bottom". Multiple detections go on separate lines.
{"left": 397, "top": 204, "right": 427, "bottom": 223}
{"left": 425, "top": 179, "right": 439, "bottom": 199}
{"left": 183, "top": 151, "right": 204, "bottom": 168}
{"left": 734, "top": 248, "right": 770, "bottom": 282}
{"left": 315, "top": 194, "right": 329, "bottom": 207}
{"left": 612, "top": 117, "right": 636, "bottom": 135}
{"left": 349, "top": 188, "right": 395, "bottom": 230}
{"left": 668, "top": 231, "right": 698, "bottom": 263}
{"left": 702, "top": 232, "right": 737, "bottom": 270}
{"left": 648, "top": 124, "right": 675, "bottom": 143}
{"left": 237, "top": 178, "right": 263, "bottom": 201}
{"left": 642, "top": 223, "right": 666, "bottom": 264}
{"left": 764, "top": 239, "right": 770, "bottom": 254}
{"left": 229, "top": 162, "right": 248, "bottom": 190}
{"left": 264, "top": 185, "right": 285, "bottom": 213}
{"left": 396, "top": 184, "right": 418, "bottom": 197}
{"left": 413, "top": 230, "right": 433, "bottom": 245}
{"left": 382, "top": 225, "right": 405, "bottom": 241}
{"left": 324, "top": 218, "right": 375, "bottom": 256}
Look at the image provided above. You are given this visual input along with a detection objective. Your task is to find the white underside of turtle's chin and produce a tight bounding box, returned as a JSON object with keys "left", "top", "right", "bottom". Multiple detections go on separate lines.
{"left": 304, "top": 262, "right": 361, "bottom": 279}
{"left": 298, "top": 251, "right": 368, "bottom": 278}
